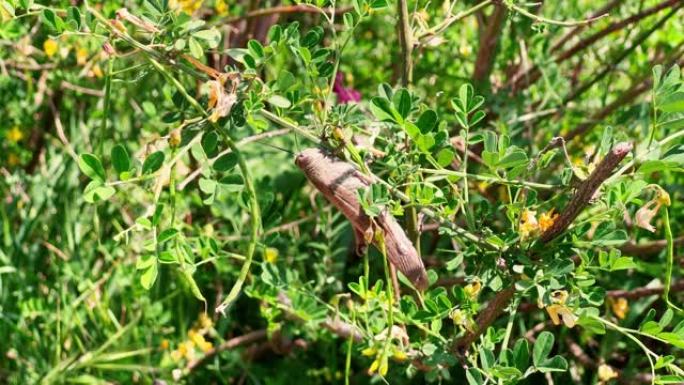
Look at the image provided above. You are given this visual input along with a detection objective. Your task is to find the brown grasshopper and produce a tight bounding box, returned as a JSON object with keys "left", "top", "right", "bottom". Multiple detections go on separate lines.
{"left": 295, "top": 148, "right": 429, "bottom": 291}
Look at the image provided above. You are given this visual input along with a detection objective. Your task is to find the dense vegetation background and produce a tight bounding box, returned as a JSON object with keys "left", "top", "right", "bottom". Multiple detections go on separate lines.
{"left": 1, "top": 0, "right": 684, "bottom": 384}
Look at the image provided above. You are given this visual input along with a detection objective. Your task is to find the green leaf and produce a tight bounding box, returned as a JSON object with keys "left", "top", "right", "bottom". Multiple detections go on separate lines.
{"left": 393, "top": 88, "right": 411, "bottom": 119}
{"left": 111, "top": 145, "right": 130, "bottom": 175}
{"left": 248, "top": 39, "right": 265, "bottom": 58}
{"left": 214, "top": 153, "right": 238, "bottom": 172}
{"left": 78, "top": 153, "right": 106, "bottom": 181}
{"left": 576, "top": 315, "right": 606, "bottom": 334}
{"left": 416, "top": 110, "right": 438, "bottom": 134}
{"left": 267, "top": 95, "right": 291, "bottom": 108}
{"left": 435, "top": 147, "right": 455, "bottom": 167}
{"left": 533, "top": 331, "right": 554, "bottom": 367}
{"left": 512, "top": 339, "right": 529, "bottom": 371}
{"left": 199, "top": 178, "right": 217, "bottom": 194}
{"left": 140, "top": 262, "right": 158, "bottom": 290}
{"left": 656, "top": 375, "right": 684, "bottom": 384}
{"left": 67, "top": 6, "right": 81, "bottom": 30}
{"left": 188, "top": 37, "right": 203, "bottom": 59}
{"left": 42, "top": 9, "right": 64, "bottom": 32}
{"left": 158, "top": 228, "right": 179, "bottom": 243}
{"left": 537, "top": 356, "right": 568, "bottom": 373}
{"left": 659, "top": 92, "right": 684, "bottom": 113}
{"left": 83, "top": 181, "right": 115, "bottom": 203}
{"left": 142, "top": 151, "right": 165, "bottom": 174}
{"left": 466, "top": 368, "right": 483, "bottom": 385}
{"left": 193, "top": 28, "right": 221, "bottom": 48}
{"left": 370, "top": 97, "right": 396, "bottom": 122}
{"left": 369, "top": 0, "right": 388, "bottom": 8}
{"left": 202, "top": 131, "right": 219, "bottom": 157}
{"left": 498, "top": 150, "right": 528, "bottom": 169}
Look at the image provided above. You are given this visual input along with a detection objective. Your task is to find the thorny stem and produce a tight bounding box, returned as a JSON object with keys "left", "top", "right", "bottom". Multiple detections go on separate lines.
{"left": 540, "top": 142, "right": 632, "bottom": 243}
{"left": 397, "top": 0, "right": 413, "bottom": 86}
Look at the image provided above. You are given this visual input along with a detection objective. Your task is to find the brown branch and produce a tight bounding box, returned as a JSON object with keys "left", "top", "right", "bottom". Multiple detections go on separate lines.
{"left": 540, "top": 142, "right": 632, "bottom": 243}
{"left": 619, "top": 236, "right": 684, "bottom": 257}
{"left": 549, "top": 0, "right": 622, "bottom": 53}
{"left": 472, "top": 2, "right": 507, "bottom": 91}
{"left": 397, "top": 0, "right": 413, "bottom": 86}
{"left": 607, "top": 279, "right": 684, "bottom": 299}
{"left": 562, "top": 6, "right": 681, "bottom": 105}
{"left": 565, "top": 48, "right": 684, "bottom": 142}
{"left": 452, "top": 287, "right": 515, "bottom": 350}
{"left": 508, "top": 0, "right": 682, "bottom": 92}
{"left": 564, "top": 79, "right": 652, "bottom": 142}
{"left": 184, "top": 329, "right": 268, "bottom": 373}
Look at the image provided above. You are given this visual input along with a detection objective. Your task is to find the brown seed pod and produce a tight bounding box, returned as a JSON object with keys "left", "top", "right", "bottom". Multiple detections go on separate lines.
{"left": 295, "top": 148, "right": 428, "bottom": 290}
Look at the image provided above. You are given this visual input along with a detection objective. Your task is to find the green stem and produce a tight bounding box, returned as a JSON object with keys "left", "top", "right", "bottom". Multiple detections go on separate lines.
{"left": 662, "top": 207, "right": 683, "bottom": 314}
{"left": 421, "top": 168, "right": 558, "bottom": 190}
{"left": 377, "top": 232, "right": 395, "bottom": 364}
{"left": 505, "top": 0, "right": 607, "bottom": 27}
{"left": 132, "top": 52, "right": 260, "bottom": 316}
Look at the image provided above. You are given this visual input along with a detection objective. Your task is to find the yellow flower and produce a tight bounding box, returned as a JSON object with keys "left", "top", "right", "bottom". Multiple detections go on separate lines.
{"left": 378, "top": 355, "right": 388, "bottom": 376}
{"left": 188, "top": 329, "right": 213, "bottom": 352}
{"left": 44, "top": 39, "right": 58, "bottom": 58}
{"left": 6, "top": 126, "right": 23, "bottom": 142}
{"left": 8, "top": 153, "right": 20, "bottom": 167}
{"left": 368, "top": 357, "right": 380, "bottom": 374}
{"left": 76, "top": 47, "right": 88, "bottom": 65}
{"left": 361, "top": 347, "right": 377, "bottom": 357}
{"left": 539, "top": 209, "right": 558, "bottom": 233}
{"left": 215, "top": 0, "right": 228, "bottom": 16}
{"left": 160, "top": 339, "right": 169, "bottom": 350}
{"left": 550, "top": 290, "right": 569, "bottom": 305}
{"left": 545, "top": 304, "right": 577, "bottom": 328}
{"left": 171, "top": 340, "right": 194, "bottom": 361}
{"left": 610, "top": 298, "right": 629, "bottom": 320}
{"left": 368, "top": 355, "right": 388, "bottom": 376}
{"left": 450, "top": 308, "right": 465, "bottom": 325}
{"left": 197, "top": 313, "right": 213, "bottom": 330}
{"left": 464, "top": 280, "right": 481, "bottom": 299}
{"left": 519, "top": 209, "right": 539, "bottom": 239}
{"left": 264, "top": 247, "right": 279, "bottom": 264}
{"left": 171, "top": 0, "right": 204, "bottom": 14}
{"left": 392, "top": 349, "right": 408, "bottom": 362}
{"left": 598, "top": 364, "right": 618, "bottom": 382}
{"left": 90, "top": 64, "right": 104, "bottom": 78}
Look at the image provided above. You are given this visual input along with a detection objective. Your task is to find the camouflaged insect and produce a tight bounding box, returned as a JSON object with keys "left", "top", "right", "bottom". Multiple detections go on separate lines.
{"left": 295, "top": 148, "right": 429, "bottom": 290}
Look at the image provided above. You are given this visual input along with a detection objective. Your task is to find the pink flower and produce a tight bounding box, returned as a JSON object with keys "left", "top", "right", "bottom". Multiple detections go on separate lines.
{"left": 333, "top": 72, "right": 361, "bottom": 103}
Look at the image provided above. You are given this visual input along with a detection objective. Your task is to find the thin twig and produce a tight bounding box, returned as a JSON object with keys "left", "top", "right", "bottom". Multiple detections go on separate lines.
{"left": 508, "top": 0, "right": 681, "bottom": 92}
{"left": 184, "top": 329, "right": 268, "bottom": 374}
{"left": 225, "top": 5, "right": 353, "bottom": 24}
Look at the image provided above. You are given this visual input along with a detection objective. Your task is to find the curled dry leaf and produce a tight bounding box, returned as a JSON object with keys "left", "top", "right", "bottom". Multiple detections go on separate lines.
{"left": 295, "top": 148, "right": 429, "bottom": 290}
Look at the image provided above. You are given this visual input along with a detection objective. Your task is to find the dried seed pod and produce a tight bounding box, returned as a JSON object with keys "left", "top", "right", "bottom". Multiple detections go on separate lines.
{"left": 295, "top": 148, "right": 428, "bottom": 290}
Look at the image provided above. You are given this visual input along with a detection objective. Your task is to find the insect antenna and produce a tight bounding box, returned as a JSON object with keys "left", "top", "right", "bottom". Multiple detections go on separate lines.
{"left": 255, "top": 141, "right": 295, "bottom": 156}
